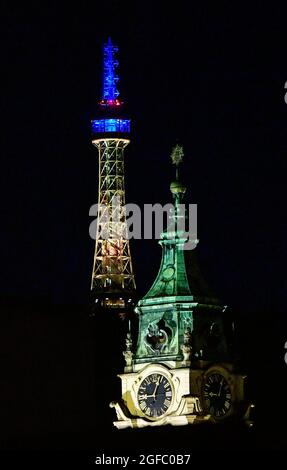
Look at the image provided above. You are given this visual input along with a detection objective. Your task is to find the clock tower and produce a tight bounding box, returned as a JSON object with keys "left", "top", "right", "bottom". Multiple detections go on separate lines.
{"left": 110, "top": 146, "right": 253, "bottom": 429}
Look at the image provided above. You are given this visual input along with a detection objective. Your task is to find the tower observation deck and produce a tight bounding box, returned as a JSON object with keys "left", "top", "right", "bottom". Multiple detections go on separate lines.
{"left": 91, "top": 38, "right": 136, "bottom": 315}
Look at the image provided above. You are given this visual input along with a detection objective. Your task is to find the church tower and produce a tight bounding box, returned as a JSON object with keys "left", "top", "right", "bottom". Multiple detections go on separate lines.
{"left": 110, "top": 146, "right": 252, "bottom": 428}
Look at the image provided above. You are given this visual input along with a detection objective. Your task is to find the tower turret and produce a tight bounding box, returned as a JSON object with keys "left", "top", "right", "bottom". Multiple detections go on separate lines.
{"left": 134, "top": 145, "right": 228, "bottom": 364}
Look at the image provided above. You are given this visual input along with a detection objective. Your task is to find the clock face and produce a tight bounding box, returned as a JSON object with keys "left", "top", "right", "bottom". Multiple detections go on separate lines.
{"left": 137, "top": 373, "right": 173, "bottom": 419}
{"left": 203, "top": 372, "right": 232, "bottom": 419}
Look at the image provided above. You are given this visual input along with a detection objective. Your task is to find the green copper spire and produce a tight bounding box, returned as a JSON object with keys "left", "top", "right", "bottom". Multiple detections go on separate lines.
{"left": 134, "top": 145, "right": 229, "bottom": 367}
{"left": 143, "top": 145, "right": 191, "bottom": 299}
{"left": 134, "top": 145, "right": 195, "bottom": 365}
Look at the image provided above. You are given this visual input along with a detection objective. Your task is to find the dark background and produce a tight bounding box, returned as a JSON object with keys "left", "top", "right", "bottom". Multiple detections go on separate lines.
{"left": 1, "top": 0, "right": 287, "bottom": 458}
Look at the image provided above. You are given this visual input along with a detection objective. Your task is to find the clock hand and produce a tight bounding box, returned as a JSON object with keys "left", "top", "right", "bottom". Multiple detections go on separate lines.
{"left": 147, "top": 393, "right": 167, "bottom": 399}
{"left": 217, "top": 378, "right": 224, "bottom": 397}
{"left": 150, "top": 377, "right": 161, "bottom": 399}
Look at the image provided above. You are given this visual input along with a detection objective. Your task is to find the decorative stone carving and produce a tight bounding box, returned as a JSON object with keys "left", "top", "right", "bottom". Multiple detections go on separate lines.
{"left": 145, "top": 322, "right": 168, "bottom": 355}
{"left": 123, "top": 331, "right": 133, "bottom": 371}
{"left": 180, "top": 327, "right": 192, "bottom": 364}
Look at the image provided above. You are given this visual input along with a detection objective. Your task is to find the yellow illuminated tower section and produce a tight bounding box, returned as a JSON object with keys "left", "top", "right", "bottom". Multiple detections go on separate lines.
{"left": 91, "top": 38, "right": 136, "bottom": 316}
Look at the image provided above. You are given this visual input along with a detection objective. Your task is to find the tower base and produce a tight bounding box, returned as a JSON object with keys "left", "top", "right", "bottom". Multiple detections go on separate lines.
{"left": 110, "top": 399, "right": 211, "bottom": 430}
{"left": 109, "top": 363, "right": 212, "bottom": 429}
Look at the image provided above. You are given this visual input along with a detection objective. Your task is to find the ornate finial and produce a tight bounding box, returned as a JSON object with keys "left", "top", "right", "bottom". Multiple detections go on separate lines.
{"left": 171, "top": 144, "right": 184, "bottom": 180}
{"left": 170, "top": 144, "right": 186, "bottom": 196}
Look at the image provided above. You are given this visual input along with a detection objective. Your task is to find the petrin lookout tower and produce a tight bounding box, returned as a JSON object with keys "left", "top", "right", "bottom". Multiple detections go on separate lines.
{"left": 91, "top": 38, "right": 136, "bottom": 315}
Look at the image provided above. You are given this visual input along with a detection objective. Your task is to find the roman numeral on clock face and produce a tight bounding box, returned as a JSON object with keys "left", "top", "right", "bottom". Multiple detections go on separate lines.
{"left": 145, "top": 407, "right": 151, "bottom": 416}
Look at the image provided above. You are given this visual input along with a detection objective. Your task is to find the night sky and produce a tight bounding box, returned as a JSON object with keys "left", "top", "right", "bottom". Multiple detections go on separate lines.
{"left": 2, "top": 2, "right": 287, "bottom": 311}
{"left": 1, "top": 1, "right": 287, "bottom": 454}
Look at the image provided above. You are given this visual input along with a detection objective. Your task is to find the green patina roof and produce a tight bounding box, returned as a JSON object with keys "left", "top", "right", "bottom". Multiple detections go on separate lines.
{"left": 143, "top": 234, "right": 191, "bottom": 299}
{"left": 140, "top": 145, "right": 220, "bottom": 306}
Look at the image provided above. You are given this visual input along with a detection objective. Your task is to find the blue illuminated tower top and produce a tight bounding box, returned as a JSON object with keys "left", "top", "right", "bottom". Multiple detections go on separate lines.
{"left": 92, "top": 38, "right": 130, "bottom": 135}
{"left": 101, "top": 37, "right": 120, "bottom": 105}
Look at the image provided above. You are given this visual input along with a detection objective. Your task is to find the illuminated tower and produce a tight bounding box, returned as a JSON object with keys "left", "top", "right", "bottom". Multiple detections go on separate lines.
{"left": 110, "top": 146, "right": 253, "bottom": 429}
{"left": 91, "top": 38, "right": 136, "bottom": 315}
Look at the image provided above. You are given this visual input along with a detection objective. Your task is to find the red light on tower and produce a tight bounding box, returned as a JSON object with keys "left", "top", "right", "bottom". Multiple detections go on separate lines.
{"left": 99, "top": 98, "right": 123, "bottom": 107}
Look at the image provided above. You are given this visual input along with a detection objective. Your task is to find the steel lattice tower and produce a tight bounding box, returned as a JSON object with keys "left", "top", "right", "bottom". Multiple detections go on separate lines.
{"left": 91, "top": 38, "right": 136, "bottom": 313}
